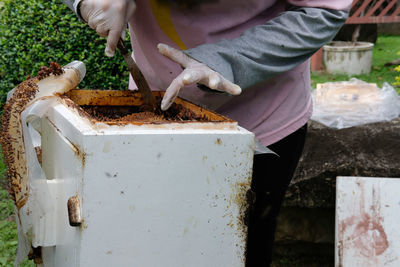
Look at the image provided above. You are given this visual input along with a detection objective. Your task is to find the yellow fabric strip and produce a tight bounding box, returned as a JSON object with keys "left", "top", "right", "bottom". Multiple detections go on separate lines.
{"left": 149, "top": 0, "right": 187, "bottom": 50}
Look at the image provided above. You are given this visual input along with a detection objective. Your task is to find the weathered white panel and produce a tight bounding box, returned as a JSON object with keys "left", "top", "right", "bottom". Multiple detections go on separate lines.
{"left": 38, "top": 101, "right": 254, "bottom": 267}
{"left": 336, "top": 176, "right": 400, "bottom": 267}
{"left": 80, "top": 131, "right": 253, "bottom": 267}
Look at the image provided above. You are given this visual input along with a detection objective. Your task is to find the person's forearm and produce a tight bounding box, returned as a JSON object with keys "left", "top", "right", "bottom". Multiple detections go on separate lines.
{"left": 184, "top": 6, "right": 348, "bottom": 89}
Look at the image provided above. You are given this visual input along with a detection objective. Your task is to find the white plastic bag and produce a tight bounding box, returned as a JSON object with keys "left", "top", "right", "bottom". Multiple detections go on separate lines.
{"left": 311, "top": 78, "right": 400, "bottom": 129}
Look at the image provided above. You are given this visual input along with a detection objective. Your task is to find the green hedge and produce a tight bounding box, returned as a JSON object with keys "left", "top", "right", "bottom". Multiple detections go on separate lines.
{"left": 0, "top": 0, "right": 130, "bottom": 106}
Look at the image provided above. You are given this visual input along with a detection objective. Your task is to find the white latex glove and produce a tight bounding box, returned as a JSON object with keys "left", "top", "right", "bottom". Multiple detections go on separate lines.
{"left": 157, "top": 43, "right": 242, "bottom": 111}
{"left": 80, "top": 0, "right": 136, "bottom": 57}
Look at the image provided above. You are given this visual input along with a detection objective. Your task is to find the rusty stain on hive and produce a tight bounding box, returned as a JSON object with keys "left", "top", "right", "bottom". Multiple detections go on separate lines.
{"left": 233, "top": 177, "right": 253, "bottom": 261}
{"left": 222, "top": 171, "right": 253, "bottom": 265}
{"left": 0, "top": 63, "right": 64, "bottom": 207}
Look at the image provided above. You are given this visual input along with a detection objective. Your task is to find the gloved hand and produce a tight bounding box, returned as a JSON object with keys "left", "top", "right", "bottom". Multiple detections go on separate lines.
{"left": 157, "top": 43, "right": 242, "bottom": 111}
{"left": 80, "top": 0, "right": 136, "bottom": 57}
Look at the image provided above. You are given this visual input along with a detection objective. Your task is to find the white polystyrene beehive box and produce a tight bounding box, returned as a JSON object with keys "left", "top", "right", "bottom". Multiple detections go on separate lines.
{"left": 35, "top": 90, "right": 254, "bottom": 267}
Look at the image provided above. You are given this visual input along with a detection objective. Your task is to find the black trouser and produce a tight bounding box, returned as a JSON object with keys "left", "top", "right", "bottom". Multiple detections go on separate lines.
{"left": 246, "top": 124, "right": 308, "bottom": 266}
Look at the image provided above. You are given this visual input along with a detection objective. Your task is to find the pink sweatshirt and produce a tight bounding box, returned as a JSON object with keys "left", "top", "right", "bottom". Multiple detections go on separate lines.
{"left": 128, "top": 0, "right": 351, "bottom": 146}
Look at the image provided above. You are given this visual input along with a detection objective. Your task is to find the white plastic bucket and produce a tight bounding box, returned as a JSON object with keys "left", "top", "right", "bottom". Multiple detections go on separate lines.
{"left": 323, "top": 41, "right": 374, "bottom": 75}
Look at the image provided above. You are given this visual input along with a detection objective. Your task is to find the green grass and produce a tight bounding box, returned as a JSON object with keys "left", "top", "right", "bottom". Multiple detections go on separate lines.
{"left": 0, "top": 156, "right": 33, "bottom": 267}
{"left": 311, "top": 35, "right": 400, "bottom": 90}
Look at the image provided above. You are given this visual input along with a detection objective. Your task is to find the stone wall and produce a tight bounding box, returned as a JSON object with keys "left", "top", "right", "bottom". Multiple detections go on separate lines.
{"left": 274, "top": 118, "right": 400, "bottom": 258}
{"left": 378, "top": 23, "right": 400, "bottom": 36}
{"left": 286, "top": 117, "right": 400, "bottom": 209}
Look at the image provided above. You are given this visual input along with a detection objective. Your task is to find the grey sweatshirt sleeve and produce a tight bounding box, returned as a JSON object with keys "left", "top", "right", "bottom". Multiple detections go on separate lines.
{"left": 184, "top": 6, "right": 348, "bottom": 89}
{"left": 61, "top": 0, "right": 84, "bottom": 20}
{"left": 62, "top": 0, "right": 75, "bottom": 11}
